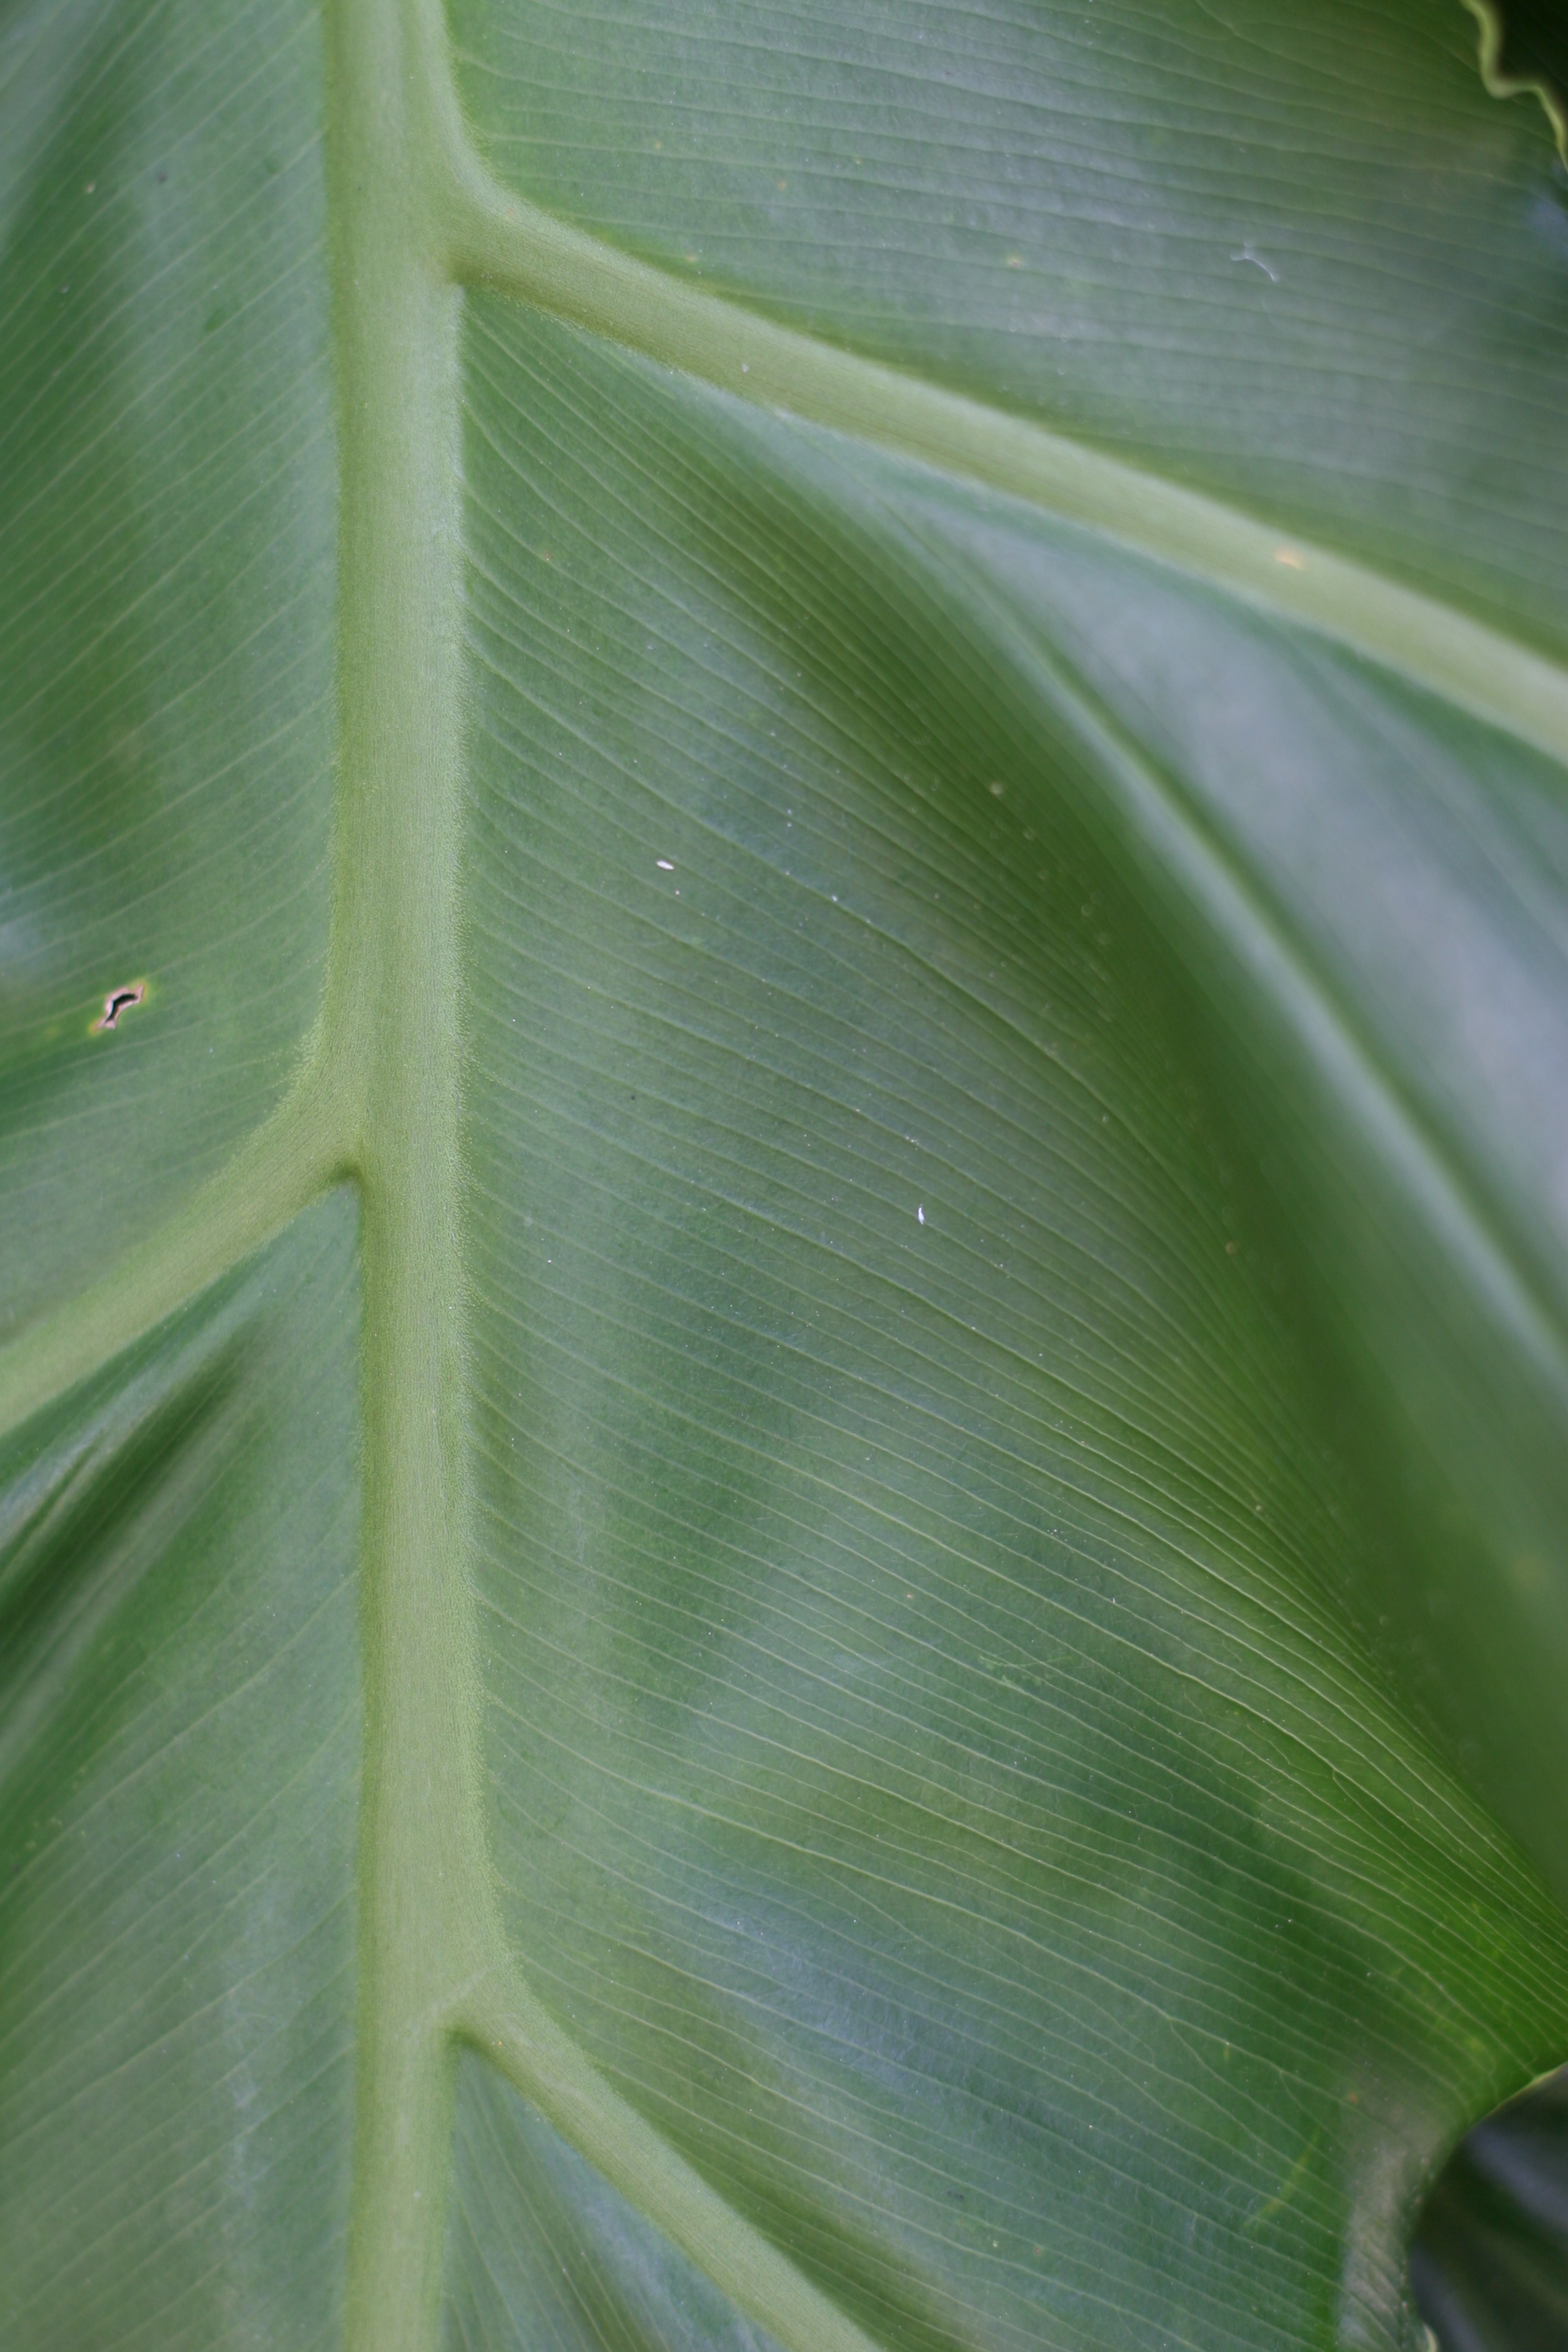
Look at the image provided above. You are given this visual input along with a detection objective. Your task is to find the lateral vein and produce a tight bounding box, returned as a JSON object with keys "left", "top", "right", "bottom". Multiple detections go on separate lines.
{"left": 415, "top": 3, "right": 1568, "bottom": 778}
{"left": 455, "top": 1963, "right": 888, "bottom": 2352}
{"left": 0, "top": 1057, "right": 349, "bottom": 1439}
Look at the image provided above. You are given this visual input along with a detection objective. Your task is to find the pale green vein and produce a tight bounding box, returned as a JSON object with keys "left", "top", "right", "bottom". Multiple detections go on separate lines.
{"left": 415, "top": 7, "right": 1568, "bottom": 781}
{"left": 455, "top": 1965, "right": 885, "bottom": 2352}
{"left": 0, "top": 1051, "right": 347, "bottom": 1441}
{"left": 324, "top": 2, "right": 497, "bottom": 2346}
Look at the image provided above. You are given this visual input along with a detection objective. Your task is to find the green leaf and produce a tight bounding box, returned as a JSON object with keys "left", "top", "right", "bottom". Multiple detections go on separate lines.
{"left": 3, "top": 2, "right": 1567, "bottom": 2348}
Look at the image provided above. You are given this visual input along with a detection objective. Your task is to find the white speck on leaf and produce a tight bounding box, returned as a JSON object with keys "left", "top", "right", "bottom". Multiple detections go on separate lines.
{"left": 917, "top": 1205, "right": 926, "bottom": 1226}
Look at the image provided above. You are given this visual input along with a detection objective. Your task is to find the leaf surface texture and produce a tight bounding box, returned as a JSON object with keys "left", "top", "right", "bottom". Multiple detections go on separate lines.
{"left": 1, "top": 1, "right": 1567, "bottom": 2347}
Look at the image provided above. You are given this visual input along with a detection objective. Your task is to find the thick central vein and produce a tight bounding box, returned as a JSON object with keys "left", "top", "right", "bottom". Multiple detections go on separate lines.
{"left": 324, "top": 11, "right": 900, "bottom": 2346}
{"left": 328, "top": 3, "right": 495, "bottom": 2346}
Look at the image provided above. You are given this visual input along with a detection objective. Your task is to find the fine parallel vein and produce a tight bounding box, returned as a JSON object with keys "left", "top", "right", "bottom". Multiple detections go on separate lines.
{"left": 8, "top": 5, "right": 1568, "bottom": 2349}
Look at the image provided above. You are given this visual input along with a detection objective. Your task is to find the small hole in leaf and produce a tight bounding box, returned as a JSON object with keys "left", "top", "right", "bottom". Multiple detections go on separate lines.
{"left": 1410, "top": 2061, "right": 1568, "bottom": 2348}
{"left": 91, "top": 979, "right": 146, "bottom": 1034}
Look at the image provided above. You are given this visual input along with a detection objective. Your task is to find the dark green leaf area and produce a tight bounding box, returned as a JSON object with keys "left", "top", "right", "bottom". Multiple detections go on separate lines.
{"left": 841, "top": 457, "right": 1568, "bottom": 1913}
{"left": 444, "top": 2056, "right": 786, "bottom": 2351}
{"left": 1414, "top": 2066, "right": 1568, "bottom": 2351}
{"left": 0, "top": 0, "right": 335, "bottom": 1333}
{"left": 1492, "top": 2, "right": 1568, "bottom": 134}
{"left": 0, "top": 1193, "right": 360, "bottom": 2352}
{"left": 458, "top": 303, "right": 1568, "bottom": 2352}
{"left": 452, "top": 0, "right": 1568, "bottom": 649}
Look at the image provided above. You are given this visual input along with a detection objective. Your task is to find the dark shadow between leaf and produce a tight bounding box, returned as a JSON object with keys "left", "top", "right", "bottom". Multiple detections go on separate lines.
{"left": 1467, "top": 0, "right": 1568, "bottom": 162}
{"left": 1413, "top": 2064, "right": 1568, "bottom": 2350}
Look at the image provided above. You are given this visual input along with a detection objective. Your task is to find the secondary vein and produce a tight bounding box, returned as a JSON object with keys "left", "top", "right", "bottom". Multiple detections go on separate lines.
{"left": 412, "top": 0, "right": 1568, "bottom": 781}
